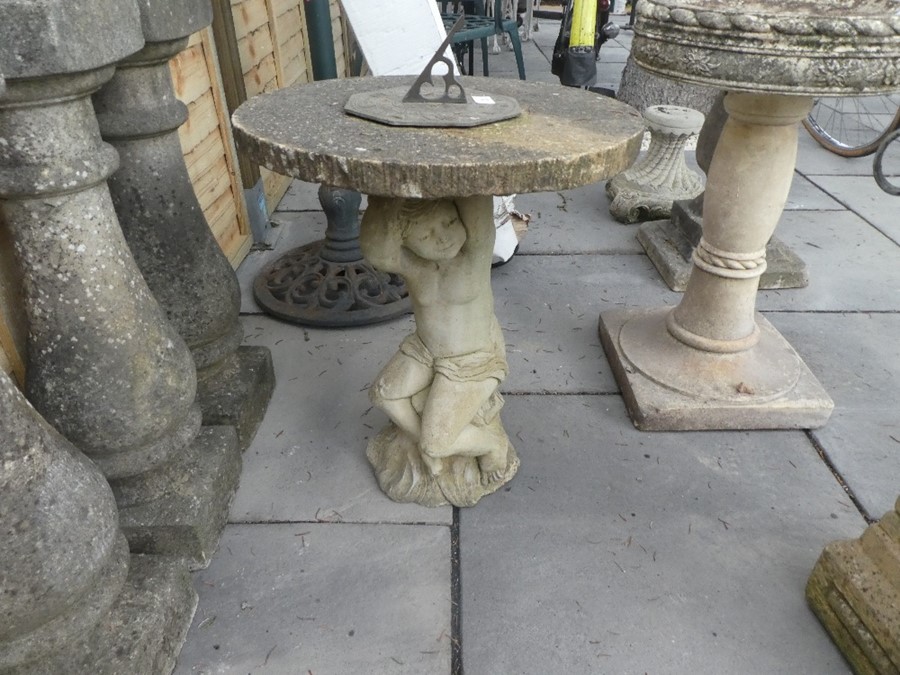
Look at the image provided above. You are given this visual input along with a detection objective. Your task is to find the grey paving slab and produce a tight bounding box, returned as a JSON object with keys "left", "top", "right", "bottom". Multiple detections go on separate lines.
{"left": 460, "top": 395, "right": 865, "bottom": 675}
{"left": 785, "top": 173, "right": 846, "bottom": 211}
{"left": 804, "top": 174, "right": 900, "bottom": 245}
{"left": 514, "top": 182, "right": 645, "bottom": 254}
{"left": 235, "top": 314, "right": 453, "bottom": 525}
{"left": 492, "top": 254, "right": 681, "bottom": 393}
{"left": 796, "top": 130, "right": 872, "bottom": 176}
{"left": 274, "top": 179, "right": 330, "bottom": 212}
{"left": 769, "top": 312, "right": 900, "bottom": 519}
{"left": 757, "top": 210, "right": 900, "bottom": 312}
{"left": 175, "top": 523, "right": 451, "bottom": 675}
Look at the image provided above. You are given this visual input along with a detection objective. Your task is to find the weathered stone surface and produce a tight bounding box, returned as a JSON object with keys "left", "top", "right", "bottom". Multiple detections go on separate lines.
{"left": 617, "top": 53, "right": 719, "bottom": 115}
{"left": 233, "top": 76, "right": 646, "bottom": 199}
{"left": 606, "top": 104, "right": 705, "bottom": 223}
{"left": 599, "top": 307, "right": 834, "bottom": 430}
{"left": 807, "top": 498, "right": 900, "bottom": 674}
{"left": 195, "top": 346, "right": 275, "bottom": 450}
{"left": 20, "top": 556, "right": 197, "bottom": 675}
{"left": 132, "top": 0, "right": 211, "bottom": 42}
{"left": 0, "top": 372, "right": 129, "bottom": 670}
{"left": 361, "top": 196, "right": 519, "bottom": 507}
{"left": 116, "top": 426, "right": 240, "bottom": 569}
{"left": 93, "top": 1, "right": 274, "bottom": 448}
{"left": 603, "top": 0, "right": 900, "bottom": 430}
{"left": 633, "top": 0, "right": 900, "bottom": 96}
{"left": 0, "top": 372, "right": 196, "bottom": 674}
{"left": 0, "top": 12, "right": 239, "bottom": 565}
{"left": 0, "top": 0, "right": 142, "bottom": 79}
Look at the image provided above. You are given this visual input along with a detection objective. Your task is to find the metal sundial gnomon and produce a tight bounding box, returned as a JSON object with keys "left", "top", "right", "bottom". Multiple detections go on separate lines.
{"left": 343, "top": 15, "right": 521, "bottom": 128}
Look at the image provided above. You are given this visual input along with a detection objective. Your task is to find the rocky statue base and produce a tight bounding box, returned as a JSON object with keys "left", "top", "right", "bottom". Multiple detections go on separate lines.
{"left": 368, "top": 425, "right": 519, "bottom": 507}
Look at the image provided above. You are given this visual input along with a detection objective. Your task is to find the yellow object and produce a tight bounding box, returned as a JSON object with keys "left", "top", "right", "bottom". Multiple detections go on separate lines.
{"left": 569, "top": 0, "right": 598, "bottom": 49}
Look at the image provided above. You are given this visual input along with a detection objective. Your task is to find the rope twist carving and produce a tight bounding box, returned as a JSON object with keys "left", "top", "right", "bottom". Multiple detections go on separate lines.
{"left": 639, "top": 0, "right": 900, "bottom": 39}
{"left": 692, "top": 238, "right": 767, "bottom": 280}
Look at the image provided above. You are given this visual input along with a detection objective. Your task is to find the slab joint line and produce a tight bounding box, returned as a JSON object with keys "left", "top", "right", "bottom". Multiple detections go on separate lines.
{"left": 805, "top": 430, "right": 875, "bottom": 524}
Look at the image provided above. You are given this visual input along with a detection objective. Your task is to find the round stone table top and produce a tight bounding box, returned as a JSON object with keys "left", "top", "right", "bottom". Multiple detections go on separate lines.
{"left": 232, "top": 76, "right": 645, "bottom": 199}
{"left": 633, "top": 0, "right": 900, "bottom": 96}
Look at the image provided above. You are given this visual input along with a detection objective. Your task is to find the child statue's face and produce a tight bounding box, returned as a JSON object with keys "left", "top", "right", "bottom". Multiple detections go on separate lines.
{"left": 402, "top": 202, "right": 467, "bottom": 261}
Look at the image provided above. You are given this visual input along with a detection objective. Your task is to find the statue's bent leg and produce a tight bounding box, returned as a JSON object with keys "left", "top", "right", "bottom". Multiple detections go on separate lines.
{"left": 420, "top": 374, "right": 504, "bottom": 459}
{"left": 369, "top": 349, "right": 433, "bottom": 440}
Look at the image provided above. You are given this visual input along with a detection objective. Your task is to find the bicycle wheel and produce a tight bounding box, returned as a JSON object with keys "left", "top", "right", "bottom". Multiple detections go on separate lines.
{"left": 803, "top": 94, "right": 900, "bottom": 158}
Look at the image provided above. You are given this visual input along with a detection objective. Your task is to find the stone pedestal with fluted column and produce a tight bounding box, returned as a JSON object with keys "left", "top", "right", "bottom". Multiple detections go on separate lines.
{"left": 92, "top": 0, "right": 274, "bottom": 450}
{"left": 0, "top": 0, "right": 240, "bottom": 568}
{"left": 600, "top": 0, "right": 900, "bottom": 431}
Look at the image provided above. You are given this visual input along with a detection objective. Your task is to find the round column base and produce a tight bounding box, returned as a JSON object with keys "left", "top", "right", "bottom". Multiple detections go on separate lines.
{"left": 598, "top": 307, "right": 833, "bottom": 431}
{"left": 253, "top": 240, "right": 411, "bottom": 327}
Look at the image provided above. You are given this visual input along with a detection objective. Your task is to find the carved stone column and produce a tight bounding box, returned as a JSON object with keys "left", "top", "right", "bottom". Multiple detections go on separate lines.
{"left": 807, "top": 499, "right": 900, "bottom": 674}
{"left": 0, "top": 0, "right": 240, "bottom": 568}
{"left": 637, "top": 92, "right": 810, "bottom": 291}
{"left": 601, "top": 93, "right": 833, "bottom": 430}
{"left": 606, "top": 104, "right": 705, "bottom": 223}
{"left": 600, "top": 0, "right": 900, "bottom": 431}
{"left": 92, "top": 0, "right": 274, "bottom": 450}
{"left": 0, "top": 367, "right": 195, "bottom": 671}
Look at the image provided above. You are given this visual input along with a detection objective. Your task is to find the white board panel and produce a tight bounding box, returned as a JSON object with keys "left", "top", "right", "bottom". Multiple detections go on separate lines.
{"left": 339, "top": 0, "right": 459, "bottom": 76}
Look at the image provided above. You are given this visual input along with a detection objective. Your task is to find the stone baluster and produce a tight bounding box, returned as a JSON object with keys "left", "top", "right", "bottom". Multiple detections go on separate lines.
{"left": 92, "top": 0, "right": 274, "bottom": 449}
{"left": 0, "top": 370, "right": 195, "bottom": 673}
{"left": 606, "top": 104, "right": 705, "bottom": 224}
{"left": 0, "top": 0, "right": 240, "bottom": 568}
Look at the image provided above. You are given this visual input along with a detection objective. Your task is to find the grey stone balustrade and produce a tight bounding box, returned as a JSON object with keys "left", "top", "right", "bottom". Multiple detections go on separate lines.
{"left": 92, "top": 0, "right": 274, "bottom": 449}
{"left": 0, "top": 0, "right": 240, "bottom": 568}
{"left": 0, "top": 367, "right": 195, "bottom": 673}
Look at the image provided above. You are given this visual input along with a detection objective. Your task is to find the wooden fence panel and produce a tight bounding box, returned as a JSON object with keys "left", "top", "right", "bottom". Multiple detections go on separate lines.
{"left": 170, "top": 28, "right": 253, "bottom": 266}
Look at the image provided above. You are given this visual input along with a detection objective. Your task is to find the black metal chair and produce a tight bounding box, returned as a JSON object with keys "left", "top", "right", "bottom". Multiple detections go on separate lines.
{"left": 438, "top": 0, "right": 526, "bottom": 80}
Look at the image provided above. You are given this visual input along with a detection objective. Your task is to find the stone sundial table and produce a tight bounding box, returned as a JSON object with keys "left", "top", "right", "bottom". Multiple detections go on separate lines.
{"left": 233, "top": 76, "right": 644, "bottom": 507}
{"left": 598, "top": 0, "right": 900, "bottom": 430}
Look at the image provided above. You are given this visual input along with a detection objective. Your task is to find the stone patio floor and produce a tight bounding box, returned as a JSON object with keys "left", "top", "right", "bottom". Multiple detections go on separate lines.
{"left": 175, "top": 16, "right": 900, "bottom": 674}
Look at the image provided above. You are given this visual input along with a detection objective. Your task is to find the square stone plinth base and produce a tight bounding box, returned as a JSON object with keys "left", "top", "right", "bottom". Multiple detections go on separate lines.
{"left": 598, "top": 308, "right": 834, "bottom": 431}
{"left": 119, "top": 426, "right": 241, "bottom": 570}
{"left": 637, "top": 216, "right": 809, "bottom": 292}
{"left": 196, "top": 346, "right": 275, "bottom": 451}
{"left": 806, "top": 513, "right": 900, "bottom": 674}
{"left": 17, "top": 555, "right": 197, "bottom": 675}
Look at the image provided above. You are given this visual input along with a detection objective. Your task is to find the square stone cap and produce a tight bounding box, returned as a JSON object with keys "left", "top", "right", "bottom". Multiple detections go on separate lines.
{"left": 134, "top": 0, "right": 212, "bottom": 43}
{"left": 0, "top": 0, "right": 143, "bottom": 79}
{"left": 232, "top": 76, "right": 645, "bottom": 199}
{"left": 634, "top": 0, "right": 900, "bottom": 95}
